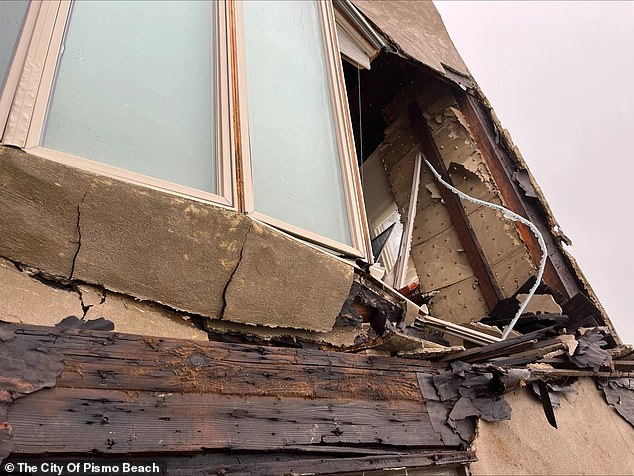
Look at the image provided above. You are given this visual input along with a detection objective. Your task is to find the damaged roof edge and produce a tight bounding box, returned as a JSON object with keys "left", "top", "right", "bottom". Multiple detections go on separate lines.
{"left": 334, "top": 0, "right": 386, "bottom": 51}
{"left": 468, "top": 85, "right": 619, "bottom": 343}
{"left": 348, "top": 0, "right": 618, "bottom": 342}
{"left": 350, "top": 0, "right": 470, "bottom": 78}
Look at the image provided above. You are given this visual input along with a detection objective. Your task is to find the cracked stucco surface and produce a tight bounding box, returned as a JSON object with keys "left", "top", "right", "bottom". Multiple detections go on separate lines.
{"left": 0, "top": 258, "right": 207, "bottom": 340}
{"left": 0, "top": 146, "right": 354, "bottom": 333}
{"left": 222, "top": 221, "right": 354, "bottom": 332}
{"left": 0, "top": 258, "right": 83, "bottom": 326}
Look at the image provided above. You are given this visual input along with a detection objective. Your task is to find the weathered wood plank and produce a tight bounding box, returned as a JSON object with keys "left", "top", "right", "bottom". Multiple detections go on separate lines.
{"left": 9, "top": 388, "right": 444, "bottom": 453}
{"left": 57, "top": 358, "right": 423, "bottom": 402}
{"left": 2, "top": 450, "right": 476, "bottom": 475}
{"left": 10, "top": 324, "right": 434, "bottom": 373}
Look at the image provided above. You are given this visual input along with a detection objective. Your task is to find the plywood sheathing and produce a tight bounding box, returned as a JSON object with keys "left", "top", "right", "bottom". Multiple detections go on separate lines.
{"left": 470, "top": 378, "right": 634, "bottom": 475}
{"left": 222, "top": 221, "right": 353, "bottom": 332}
{"left": 380, "top": 82, "right": 535, "bottom": 324}
{"left": 351, "top": 0, "right": 469, "bottom": 78}
{"left": 0, "top": 146, "right": 354, "bottom": 334}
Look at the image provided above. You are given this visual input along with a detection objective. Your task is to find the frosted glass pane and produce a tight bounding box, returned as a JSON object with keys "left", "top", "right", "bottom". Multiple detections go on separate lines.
{"left": 0, "top": 0, "right": 29, "bottom": 93}
{"left": 243, "top": 1, "right": 352, "bottom": 246}
{"left": 43, "top": 1, "right": 216, "bottom": 193}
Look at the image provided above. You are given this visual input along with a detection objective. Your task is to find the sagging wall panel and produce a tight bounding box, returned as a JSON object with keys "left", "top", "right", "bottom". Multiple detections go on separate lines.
{"left": 0, "top": 146, "right": 353, "bottom": 334}
{"left": 379, "top": 79, "right": 535, "bottom": 324}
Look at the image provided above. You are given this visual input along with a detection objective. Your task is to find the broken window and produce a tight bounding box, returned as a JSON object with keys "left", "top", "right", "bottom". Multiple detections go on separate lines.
{"left": 0, "top": 0, "right": 369, "bottom": 258}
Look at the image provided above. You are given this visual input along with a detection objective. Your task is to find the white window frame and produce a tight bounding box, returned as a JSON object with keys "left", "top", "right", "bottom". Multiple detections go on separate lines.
{"left": 0, "top": 0, "right": 41, "bottom": 137}
{"left": 2, "top": 0, "right": 235, "bottom": 207}
{"left": 234, "top": 0, "right": 370, "bottom": 258}
{"left": 0, "top": 0, "right": 371, "bottom": 259}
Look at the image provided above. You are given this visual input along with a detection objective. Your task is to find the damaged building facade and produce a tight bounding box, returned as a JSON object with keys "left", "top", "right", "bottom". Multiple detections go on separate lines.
{"left": 1, "top": 1, "right": 633, "bottom": 474}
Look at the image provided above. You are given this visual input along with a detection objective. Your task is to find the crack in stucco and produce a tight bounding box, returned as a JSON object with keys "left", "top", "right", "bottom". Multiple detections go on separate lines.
{"left": 69, "top": 190, "right": 89, "bottom": 280}
{"left": 218, "top": 221, "right": 253, "bottom": 320}
{"left": 73, "top": 284, "right": 106, "bottom": 320}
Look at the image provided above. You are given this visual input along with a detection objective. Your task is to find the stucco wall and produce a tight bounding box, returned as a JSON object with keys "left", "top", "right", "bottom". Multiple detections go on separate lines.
{"left": 0, "top": 146, "right": 353, "bottom": 334}
{"left": 471, "top": 377, "right": 634, "bottom": 475}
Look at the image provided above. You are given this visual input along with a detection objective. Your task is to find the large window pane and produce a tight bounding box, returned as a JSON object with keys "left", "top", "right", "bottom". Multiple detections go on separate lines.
{"left": 0, "top": 0, "right": 29, "bottom": 93}
{"left": 43, "top": 1, "right": 216, "bottom": 193}
{"left": 243, "top": 0, "right": 352, "bottom": 246}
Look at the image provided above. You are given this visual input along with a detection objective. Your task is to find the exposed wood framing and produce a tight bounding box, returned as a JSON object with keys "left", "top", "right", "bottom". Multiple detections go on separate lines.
{"left": 455, "top": 92, "right": 581, "bottom": 299}
{"left": 408, "top": 102, "right": 504, "bottom": 310}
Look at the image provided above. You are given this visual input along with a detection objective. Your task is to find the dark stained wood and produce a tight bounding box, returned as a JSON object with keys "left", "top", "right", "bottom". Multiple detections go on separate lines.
{"left": 3, "top": 450, "right": 476, "bottom": 475}
{"left": 561, "top": 292, "right": 602, "bottom": 329}
{"left": 613, "top": 360, "right": 634, "bottom": 371}
{"left": 9, "top": 387, "right": 443, "bottom": 454}
{"left": 441, "top": 326, "right": 555, "bottom": 362}
{"left": 408, "top": 102, "right": 504, "bottom": 310}
{"left": 215, "top": 451, "right": 476, "bottom": 475}
{"left": 9, "top": 323, "right": 429, "bottom": 401}
{"left": 2, "top": 323, "right": 462, "bottom": 463}
{"left": 12, "top": 324, "right": 433, "bottom": 373}
{"left": 455, "top": 92, "right": 582, "bottom": 300}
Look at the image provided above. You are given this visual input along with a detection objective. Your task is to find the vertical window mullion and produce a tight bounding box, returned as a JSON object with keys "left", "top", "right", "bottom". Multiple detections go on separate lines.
{"left": 0, "top": 0, "right": 36, "bottom": 139}
{"left": 235, "top": 0, "right": 370, "bottom": 257}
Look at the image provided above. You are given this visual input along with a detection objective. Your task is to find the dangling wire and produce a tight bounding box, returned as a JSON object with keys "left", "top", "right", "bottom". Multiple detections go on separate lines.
{"left": 424, "top": 158, "right": 548, "bottom": 340}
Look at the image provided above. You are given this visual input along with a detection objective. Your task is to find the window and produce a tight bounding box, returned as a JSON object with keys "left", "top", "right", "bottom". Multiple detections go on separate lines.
{"left": 0, "top": 0, "right": 33, "bottom": 132}
{"left": 43, "top": 1, "right": 219, "bottom": 195}
{"left": 0, "top": 0, "right": 370, "bottom": 258}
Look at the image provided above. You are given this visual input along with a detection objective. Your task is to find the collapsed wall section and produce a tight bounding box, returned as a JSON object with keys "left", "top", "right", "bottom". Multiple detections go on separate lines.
{"left": 378, "top": 78, "right": 535, "bottom": 324}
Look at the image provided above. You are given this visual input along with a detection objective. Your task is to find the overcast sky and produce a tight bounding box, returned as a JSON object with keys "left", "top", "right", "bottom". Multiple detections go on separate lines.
{"left": 434, "top": 1, "right": 634, "bottom": 344}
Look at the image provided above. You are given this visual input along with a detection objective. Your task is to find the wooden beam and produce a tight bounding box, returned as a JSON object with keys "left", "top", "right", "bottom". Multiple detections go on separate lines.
{"left": 9, "top": 388, "right": 444, "bottom": 453}
{"left": 3, "top": 450, "right": 477, "bottom": 475}
{"left": 455, "top": 91, "right": 581, "bottom": 300}
{"left": 408, "top": 102, "right": 504, "bottom": 310}
{"left": 2, "top": 323, "right": 465, "bottom": 463}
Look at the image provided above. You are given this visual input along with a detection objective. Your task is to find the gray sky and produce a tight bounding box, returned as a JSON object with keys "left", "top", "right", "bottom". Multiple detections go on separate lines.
{"left": 434, "top": 1, "right": 634, "bottom": 344}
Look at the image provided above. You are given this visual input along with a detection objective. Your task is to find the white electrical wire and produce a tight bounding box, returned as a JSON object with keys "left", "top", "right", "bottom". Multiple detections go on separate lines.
{"left": 423, "top": 157, "right": 548, "bottom": 340}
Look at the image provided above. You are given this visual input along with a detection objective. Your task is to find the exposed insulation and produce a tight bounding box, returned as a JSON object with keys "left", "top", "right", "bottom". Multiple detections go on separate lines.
{"left": 380, "top": 79, "right": 536, "bottom": 325}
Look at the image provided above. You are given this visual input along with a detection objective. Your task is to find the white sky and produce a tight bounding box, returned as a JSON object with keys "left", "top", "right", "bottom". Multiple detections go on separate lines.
{"left": 434, "top": 1, "right": 634, "bottom": 344}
